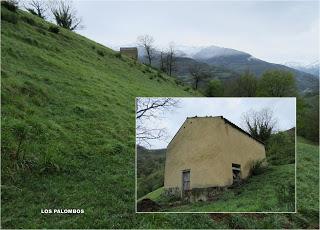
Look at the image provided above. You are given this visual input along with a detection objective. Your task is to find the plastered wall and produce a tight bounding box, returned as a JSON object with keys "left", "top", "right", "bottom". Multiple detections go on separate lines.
{"left": 164, "top": 117, "right": 266, "bottom": 191}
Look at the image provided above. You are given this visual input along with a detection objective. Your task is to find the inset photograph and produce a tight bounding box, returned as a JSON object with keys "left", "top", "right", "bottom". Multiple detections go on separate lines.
{"left": 136, "top": 97, "right": 296, "bottom": 213}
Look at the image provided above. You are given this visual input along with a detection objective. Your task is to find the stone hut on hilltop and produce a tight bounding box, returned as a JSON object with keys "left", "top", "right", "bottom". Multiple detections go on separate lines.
{"left": 120, "top": 47, "right": 138, "bottom": 60}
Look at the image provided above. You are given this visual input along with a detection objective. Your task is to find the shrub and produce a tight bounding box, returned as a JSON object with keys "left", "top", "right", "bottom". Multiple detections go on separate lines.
{"left": 97, "top": 50, "right": 105, "bottom": 57}
{"left": 51, "top": 0, "right": 82, "bottom": 31}
{"left": 266, "top": 132, "right": 295, "bottom": 165}
{"left": 175, "top": 78, "right": 183, "bottom": 86}
{"left": 156, "top": 71, "right": 166, "bottom": 81}
{"left": 257, "top": 70, "right": 296, "bottom": 97}
{"left": 205, "top": 79, "right": 224, "bottom": 96}
{"left": 249, "top": 159, "right": 267, "bottom": 176}
{"left": 114, "top": 52, "right": 121, "bottom": 59}
{"left": 21, "top": 16, "right": 35, "bottom": 26}
{"left": 48, "top": 25, "right": 60, "bottom": 34}
{"left": 297, "top": 97, "right": 319, "bottom": 144}
{"left": 1, "top": 9, "right": 18, "bottom": 24}
{"left": 144, "top": 67, "right": 152, "bottom": 73}
{"left": 1, "top": 0, "right": 18, "bottom": 12}
{"left": 183, "top": 87, "right": 191, "bottom": 92}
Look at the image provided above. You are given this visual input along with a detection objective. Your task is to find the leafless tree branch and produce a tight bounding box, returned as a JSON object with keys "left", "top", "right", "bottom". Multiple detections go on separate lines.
{"left": 136, "top": 98, "right": 179, "bottom": 119}
{"left": 189, "top": 63, "right": 209, "bottom": 90}
{"left": 241, "top": 108, "right": 277, "bottom": 142}
{"left": 50, "top": 0, "right": 83, "bottom": 31}
{"left": 137, "top": 34, "right": 155, "bottom": 65}
{"left": 23, "top": 0, "right": 48, "bottom": 19}
{"left": 136, "top": 98, "right": 179, "bottom": 147}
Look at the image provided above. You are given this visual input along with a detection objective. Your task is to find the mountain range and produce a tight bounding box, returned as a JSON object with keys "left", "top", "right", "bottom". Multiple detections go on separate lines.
{"left": 284, "top": 61, "right": 319, "bottom": 77}
{"left": 137, "top": 45, "right": 319, "bottom": 93}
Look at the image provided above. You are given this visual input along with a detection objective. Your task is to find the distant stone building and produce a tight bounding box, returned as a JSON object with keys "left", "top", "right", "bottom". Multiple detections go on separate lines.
{"left": 120, "top": 47, "right": 138, "bottom": 60}
{"left": 164, "top": 116, "right": 266, "bottom": 200}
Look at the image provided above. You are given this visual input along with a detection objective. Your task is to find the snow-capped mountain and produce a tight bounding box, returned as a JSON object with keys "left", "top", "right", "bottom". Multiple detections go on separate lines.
{"left": 174, "top": 45, "right": 206, "bottom": 58}
{"left": 192, "top": 45, "right": 250, "bottom": 60}
{"left": 284, "top": 61, "right": 319, "bottom": 76}
{"left": 175, "top": 45, "right": 250, "bottom": 60}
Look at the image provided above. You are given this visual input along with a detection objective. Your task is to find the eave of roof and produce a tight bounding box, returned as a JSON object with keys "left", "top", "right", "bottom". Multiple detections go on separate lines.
{"left": 120, "top": 47, "right": 137, "bottom": 50}
{"left": 187, "top": 116, "right": 265, "bottom": 146}
{"left": 221, "top": 117, "right": 265, "bottom": 146}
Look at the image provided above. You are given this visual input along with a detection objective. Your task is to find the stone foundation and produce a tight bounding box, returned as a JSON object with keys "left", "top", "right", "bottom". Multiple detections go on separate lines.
{"left": 183, "top": 186, "right": 227, "bottom": 202}
{"left": 164, "top": 187, "right": 180, "bottom": 197}
{"left": 165, "top": 186, "right": 228, "bottom": 202}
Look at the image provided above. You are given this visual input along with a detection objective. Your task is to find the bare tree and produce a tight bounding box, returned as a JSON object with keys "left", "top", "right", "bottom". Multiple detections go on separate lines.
{"left": 137, "top": 35, "right": 155, "bottom": 66}
{"left": 165, "top": 42, "right": 176, "bottom": 76}
{"left": 23, "top": 0, "right": 48, "bottom": 19}
{"left": 241, "top": 108, "right": 277, "bottom": 143}
{"left": 136, "top": 98, "right": 179, "bottom": 147}
{"left": 159, "top": 50, "right": 166, "bottom": 72}
{"left": 159, "top": 43, "right": 176, "bottom": 76}
{"left": 50, "top": 0, "right": 83, "bottom": 31}
{"left": 189, "top": 63, "right": 208, "bottom": 90}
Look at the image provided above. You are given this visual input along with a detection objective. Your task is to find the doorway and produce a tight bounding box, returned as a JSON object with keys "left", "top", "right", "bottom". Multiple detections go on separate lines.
{"left": 182, "top": 170, "right": 190, "bottom": 191}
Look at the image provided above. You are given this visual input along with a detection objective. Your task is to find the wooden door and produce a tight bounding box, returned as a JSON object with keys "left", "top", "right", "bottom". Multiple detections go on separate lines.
{"left": 182, "top": 170, "right": 190, "bottom": 191}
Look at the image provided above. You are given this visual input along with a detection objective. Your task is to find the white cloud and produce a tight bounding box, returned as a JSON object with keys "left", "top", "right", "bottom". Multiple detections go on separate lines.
{"left": 75, "top": 0, "right": 318, "bottom": 64}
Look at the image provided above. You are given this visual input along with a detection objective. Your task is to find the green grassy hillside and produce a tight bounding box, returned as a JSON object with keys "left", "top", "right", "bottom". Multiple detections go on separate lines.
{"left": 142, "top": 139, "right": 318, "bottom": 227}
{"left": 1, "top": 7, "right": 319, "bottom": 229}
{"left": 1, "top": 7, "right": 204, "bottom": 229}
{"left": 139, "top": 187, "right": 165, "bottom": 202}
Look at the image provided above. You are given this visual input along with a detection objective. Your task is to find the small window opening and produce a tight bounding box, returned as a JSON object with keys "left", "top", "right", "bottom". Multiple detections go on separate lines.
{"left": 232, "top": 163, "right": 241, "bottom": 184}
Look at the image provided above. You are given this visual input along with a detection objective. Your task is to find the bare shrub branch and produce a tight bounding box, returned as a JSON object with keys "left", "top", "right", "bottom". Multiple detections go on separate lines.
{"left": 241, "top": 108, "right": 277, "bottom": 142}
{"left": 50, "top": 0, "right": 83, "bottom": 31}
{"left": 160, "top": 42, "right": 176, "bottom": 76}
{"left": 137, "top": 34, "right": 155, "bottom": 65}
{"left": 23, "top": 0, "right": 48, "bottom": 19}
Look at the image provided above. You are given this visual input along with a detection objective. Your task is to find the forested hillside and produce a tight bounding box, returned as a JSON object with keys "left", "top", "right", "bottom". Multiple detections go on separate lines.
{"left": 137, "top": 146, "right": 166, "bottom": 198}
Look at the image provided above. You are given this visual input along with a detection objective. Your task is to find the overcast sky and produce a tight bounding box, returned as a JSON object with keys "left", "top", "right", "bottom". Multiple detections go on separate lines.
{"left": 75, "top": 0, "right": 319, "bottom": 64}
{"left": 138, "top": 98, "right": 296, "bottom": 149}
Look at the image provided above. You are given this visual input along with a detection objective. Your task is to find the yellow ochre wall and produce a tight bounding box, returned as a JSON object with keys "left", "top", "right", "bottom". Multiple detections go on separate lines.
{"left": 164, "top": 117, "right": 266, "bottom": 191}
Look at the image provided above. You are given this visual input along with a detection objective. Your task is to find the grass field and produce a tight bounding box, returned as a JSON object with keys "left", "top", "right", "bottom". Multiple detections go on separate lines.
{"left": 1, "top": 7, "right": 319, "bottom": 229}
